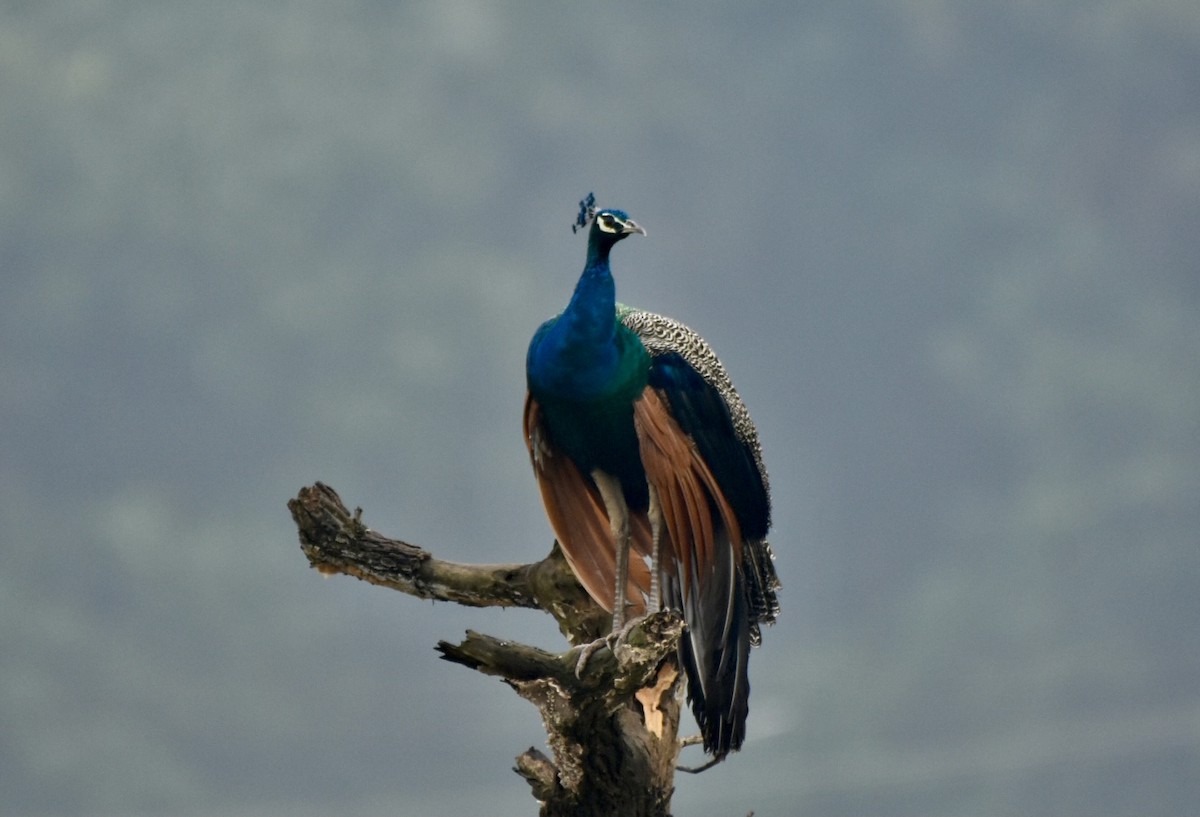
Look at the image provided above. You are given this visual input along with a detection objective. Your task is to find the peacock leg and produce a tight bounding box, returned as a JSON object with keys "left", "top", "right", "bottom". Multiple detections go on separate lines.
{"left": 574, "top": 470, "right": 633, "bottom": 678}
{"left": 646, "top": 483, "right": 663, "bottom": 612}
{"left": 592, "top": 469, "right": 632, "bottom": 630}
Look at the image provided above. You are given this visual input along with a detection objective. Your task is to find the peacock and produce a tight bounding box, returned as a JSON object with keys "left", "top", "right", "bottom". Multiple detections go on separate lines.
{"left": 524, "top": 193, "right": 780, "bottom": 761}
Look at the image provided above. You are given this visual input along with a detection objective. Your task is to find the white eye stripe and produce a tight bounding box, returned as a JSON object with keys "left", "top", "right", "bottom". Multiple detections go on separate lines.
{"left": 597, "top": 213, "right": 619, "bottom": 233}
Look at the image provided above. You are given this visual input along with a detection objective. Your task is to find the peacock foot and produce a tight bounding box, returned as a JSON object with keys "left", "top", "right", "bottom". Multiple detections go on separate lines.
{"left": 573, "top": 614, "right": 646, "bottom": 678}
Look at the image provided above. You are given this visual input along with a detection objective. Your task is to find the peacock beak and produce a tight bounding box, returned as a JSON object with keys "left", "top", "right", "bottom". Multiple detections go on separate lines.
{"left": 622, "top": 220, "right": 647, "bottom": 237}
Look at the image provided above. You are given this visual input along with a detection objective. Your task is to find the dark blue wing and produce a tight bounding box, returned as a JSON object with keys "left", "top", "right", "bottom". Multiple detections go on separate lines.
{"left": 647, "top": 352, "right": 770, "bottom": 542}
{"left": 621, "top": 305, "right": 780, "bottom": 635}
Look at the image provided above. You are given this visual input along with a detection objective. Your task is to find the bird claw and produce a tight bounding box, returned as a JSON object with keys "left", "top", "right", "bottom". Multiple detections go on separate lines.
{"left": 573, "top": 615, "right": 646, "bottom": 678}
{"left": 574, "top": 636, "right": 609, "bottom": 678}
{"left": 611, "top": 613, "right": 644, "bottom": 649}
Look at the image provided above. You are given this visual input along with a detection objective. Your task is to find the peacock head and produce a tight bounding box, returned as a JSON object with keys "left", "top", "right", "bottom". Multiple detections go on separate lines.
{"left": 572, "top": 193, "right": 646, "bottom": 259}
{"left": 591, "top": 209, "right": 646, "bottom": 242}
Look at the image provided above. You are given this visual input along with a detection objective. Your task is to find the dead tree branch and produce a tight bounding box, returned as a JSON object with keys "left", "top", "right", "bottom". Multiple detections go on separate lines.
{"left": 288, "top": 482, "right": 687, "bottom": 817}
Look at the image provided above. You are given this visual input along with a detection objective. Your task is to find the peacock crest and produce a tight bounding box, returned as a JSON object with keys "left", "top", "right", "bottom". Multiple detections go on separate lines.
{"left": 572, "top": 191, "right": 597, "bottom": 234}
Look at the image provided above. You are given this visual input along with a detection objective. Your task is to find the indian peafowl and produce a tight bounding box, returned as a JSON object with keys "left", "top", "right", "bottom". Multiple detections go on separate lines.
{"left": 524, "top": 193, "right": 780, "bottom": 761}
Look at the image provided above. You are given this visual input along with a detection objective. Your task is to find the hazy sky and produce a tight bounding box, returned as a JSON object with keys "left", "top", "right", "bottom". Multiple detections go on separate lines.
{"left": 3, "top": 3, "right": 1198, "bottom": 815}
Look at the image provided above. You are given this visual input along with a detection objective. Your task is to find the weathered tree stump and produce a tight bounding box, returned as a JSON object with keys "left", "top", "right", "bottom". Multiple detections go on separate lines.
{"left": 288, "top": 482, "right": 687, "bottom": 817}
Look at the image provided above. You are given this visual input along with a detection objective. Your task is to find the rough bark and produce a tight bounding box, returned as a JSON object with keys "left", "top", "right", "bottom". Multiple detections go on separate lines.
{"left": 288, "top": 482, "right": 686, "bottom": 817}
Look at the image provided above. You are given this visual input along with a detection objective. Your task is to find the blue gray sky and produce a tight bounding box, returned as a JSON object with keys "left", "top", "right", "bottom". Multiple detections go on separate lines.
{"left": 3, "top": 3, "right": 1198, "bottom": 815}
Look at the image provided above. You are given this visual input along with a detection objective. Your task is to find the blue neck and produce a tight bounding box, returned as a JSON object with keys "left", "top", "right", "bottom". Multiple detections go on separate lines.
{"left": 529, "top": 242, "right": 623, "bottom": 399}
{"left": 562, "top": 250, "right": 617, "bottom": 348}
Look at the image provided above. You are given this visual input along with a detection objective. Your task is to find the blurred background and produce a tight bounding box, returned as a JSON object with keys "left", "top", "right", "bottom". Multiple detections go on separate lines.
{"left": 3, "top": 3, "right": 1198, "bottom": 815}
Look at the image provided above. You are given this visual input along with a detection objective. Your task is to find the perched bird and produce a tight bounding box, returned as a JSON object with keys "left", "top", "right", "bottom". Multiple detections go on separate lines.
{"left": 524, "top": 194, "right": 780, "bottom": 760}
